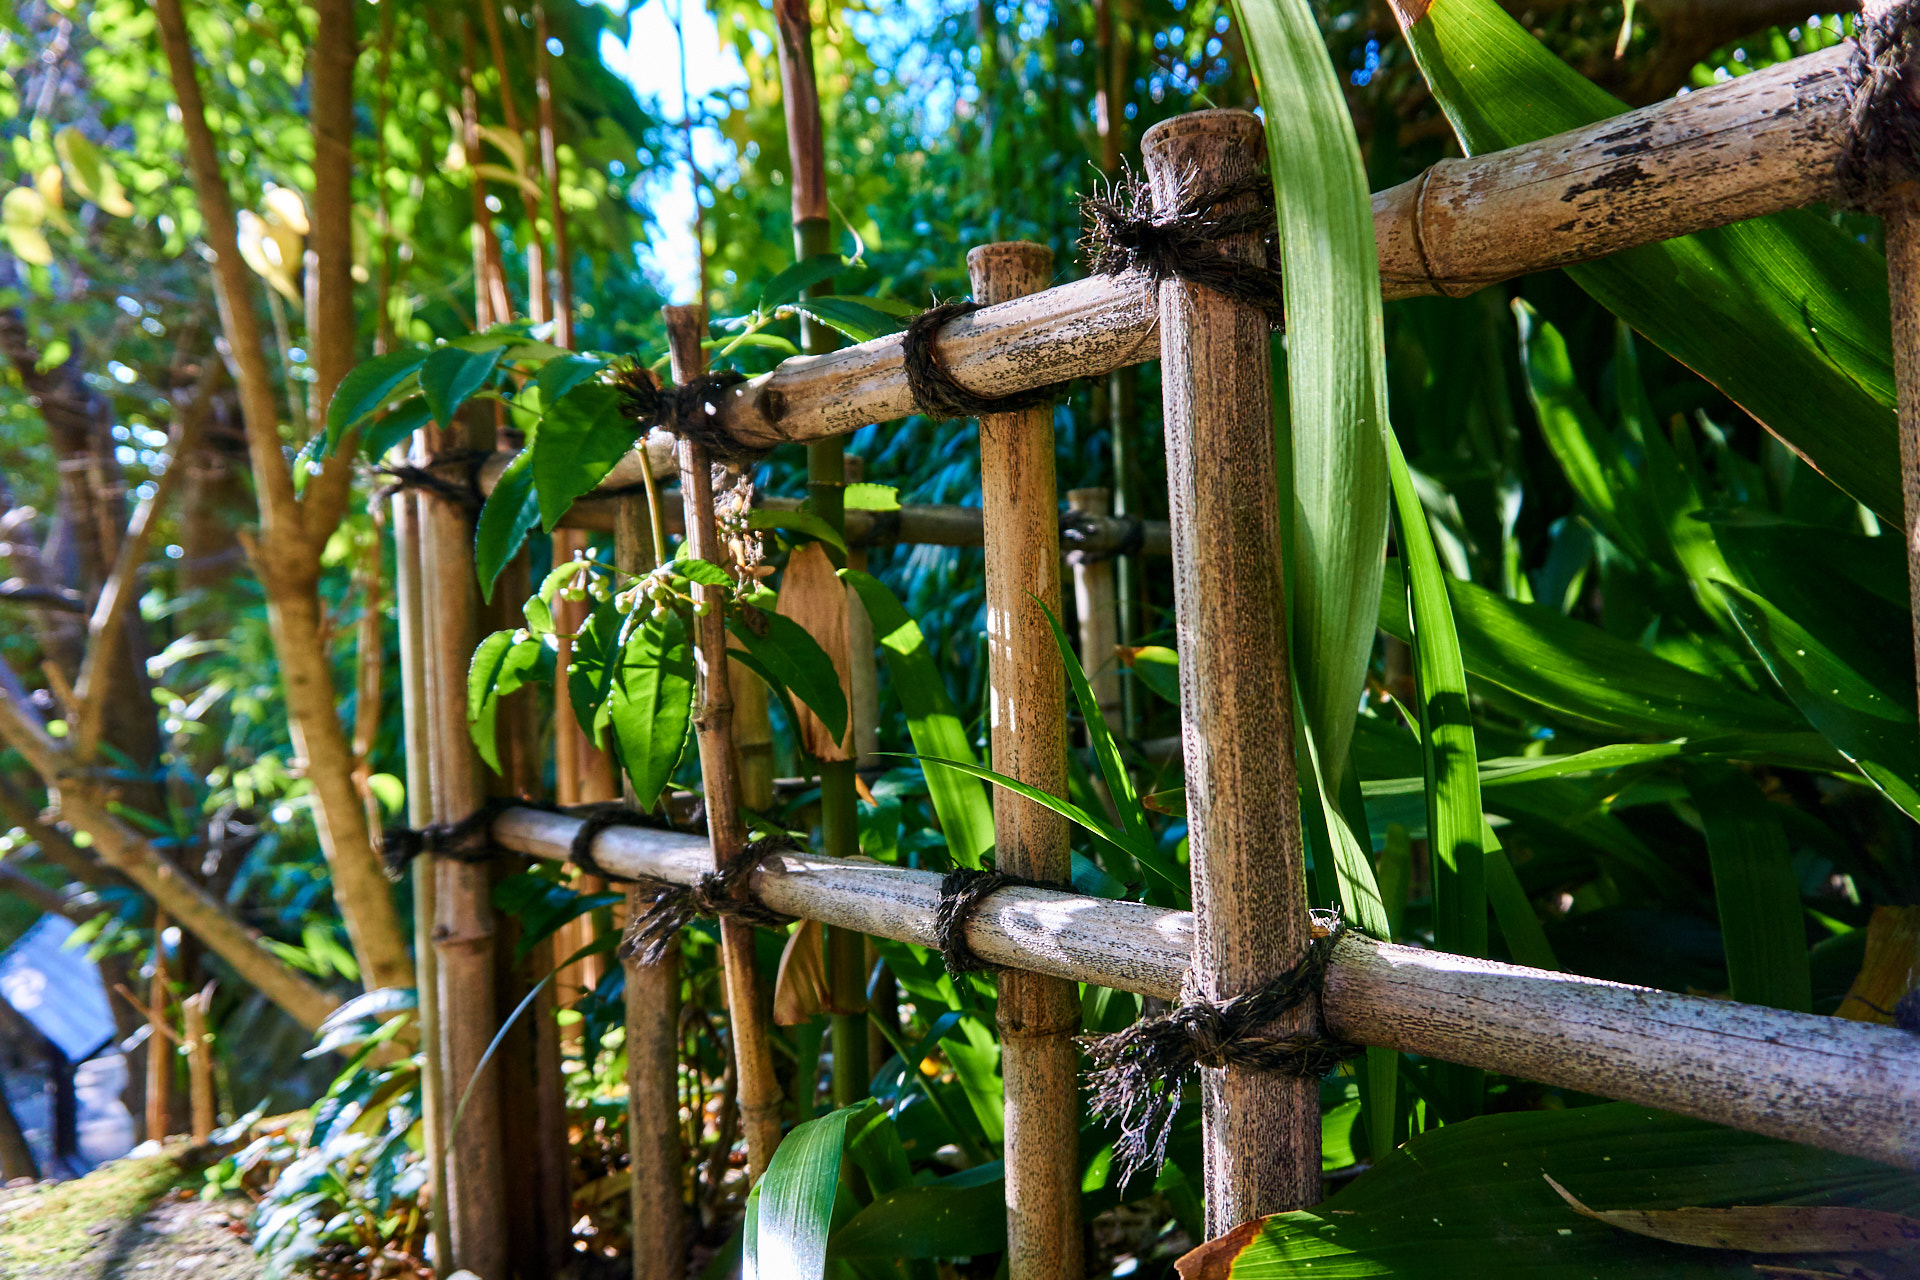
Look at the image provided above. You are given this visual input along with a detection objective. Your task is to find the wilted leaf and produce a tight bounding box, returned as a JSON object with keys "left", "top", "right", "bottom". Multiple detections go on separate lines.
{"left": 1545, "top": 1175, "right": 1920, "bottom": 1253}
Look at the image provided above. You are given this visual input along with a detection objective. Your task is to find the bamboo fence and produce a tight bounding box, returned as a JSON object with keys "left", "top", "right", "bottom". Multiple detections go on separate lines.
{"left": 382, "top": 32, "right": 1920, "bottom": 1278}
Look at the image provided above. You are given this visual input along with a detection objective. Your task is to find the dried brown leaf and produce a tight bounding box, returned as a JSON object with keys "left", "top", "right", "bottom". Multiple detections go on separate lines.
{"left": 1545, "top": 1175, "right": 1920, "bottom": 1254}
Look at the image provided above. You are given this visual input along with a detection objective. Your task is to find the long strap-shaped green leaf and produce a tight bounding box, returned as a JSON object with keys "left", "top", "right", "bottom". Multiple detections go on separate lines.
{"left": 1392, "top": 0, "right": 1899, "bottom": 524}
{"left": 747, "top": 1103, "right": 864, "bottom": 1280}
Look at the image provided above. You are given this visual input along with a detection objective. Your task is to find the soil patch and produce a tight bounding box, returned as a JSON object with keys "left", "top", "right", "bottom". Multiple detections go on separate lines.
{"left": 0, "top": 1150, "right": 258, "bottom": 1278}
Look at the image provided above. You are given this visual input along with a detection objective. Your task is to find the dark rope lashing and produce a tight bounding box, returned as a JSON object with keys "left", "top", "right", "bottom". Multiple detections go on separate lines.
{"left": 932, "top": 866, "right": 1071, "bottom": 979}
{"left": 1079, "top": 169, "right": 1286, "bottom": 326}
{"left": 379, "top": 795, "right": 539, "bottom": 881}
{"left": 619, "top": 834, "right": 800, "bottom": 966}
{"left": 373, "top": 447, "right": 492, "bottom": 514}
{"left": 612, "top": 363, "right": 756, "bottom": 464}
{"left": 1080, "top": 910, "right": 1362, "bottom": 1188}
{"left": 900, "top": 301, "right": 1072, "bottom": 422}
{"left": 1060, "top": 510, "right": 1145, "bottom": 564}
{"left": 1840, "top": 0, "right": 1920, "bottom": 203}
{"left": 564, "top": 802, "right": 661, "bottom": 884}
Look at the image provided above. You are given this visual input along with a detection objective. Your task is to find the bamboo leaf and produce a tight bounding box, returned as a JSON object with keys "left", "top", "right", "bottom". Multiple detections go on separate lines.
{"left": 727, "top": 610, "right": 849, "bottom": 747}
{"left": 326, "top": 350, "right": 429, "bottom": 454}
{"left": 840, "top": 570, "right": 994, "bottom": 867}
{"left": 1185, "top": 1104, "right": 1920, "bottom": 1276}
{"left": 829, "top": 1176, "right": 1008, "bottom": 1259}
{"left": 759, "top": 254, "right": 844, "bottom": 309}
{"left": 1035, "top": 597, "right": 1154, "bottom": 879}
{"left": 792, "top": 296, "right": 907, "bottom": 343}
{"left": 474, "top": 446, "right": 541, "bottom": 602}
{"left": 531, "top": 383, "right": 637, "bottom": 531}
{"left": 1235, "top": 0, "right": 1391, "bottom": 786}
{"left": 605, "top": 606, "right": 696, "bottom": 809}
{"left": 419, "top": 344, "right": 504, "bottom": 429}
{"left": 749, "top": 508, "right": 848, "bottom": 552}
{"left": 1389, "top": 0, "right": 1900, "bottom": 524}
{"left": 747, "top": 1104, "right": 863, "bottom": 1280}
{"left": 1693, "top": 767, "right": 1814, "bottom": 1014}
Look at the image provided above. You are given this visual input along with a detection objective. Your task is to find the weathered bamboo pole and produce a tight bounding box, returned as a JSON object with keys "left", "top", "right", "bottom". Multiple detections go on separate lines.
{"left": 145, "top": 916, "right": 171, "bottom": 1141}
{"left": 1144, "top": 110, "right": 1318, "bottom": 1231}
{"left": 389, "top": 484, "right": 452, "bottom": 1273}
{"left": 622, "top": 42, "right": 1853, "bottom": 453}
{"left": 418, "top": 421, "right": 509, "bottom": 1279}
{"left": 1886, "top": 189, "right": 1920, "bottom": 712}
{"left": 665, "top": 305, "right": 786, "bottom": 1179}
{"left": 1066, "top": 488, "right": 1123, "bottom": 736}
{"left": 488, "top": 807, "right": 1920, "bottom": 1173}
{"left": 615, "top": 443, "right": 686, "bottom": 1280}
{"left": 969, "top": 241, "right": 1084, "bottom": 1277}
{"left": 183, "top": 982, "right": 215, "bottom": 1144}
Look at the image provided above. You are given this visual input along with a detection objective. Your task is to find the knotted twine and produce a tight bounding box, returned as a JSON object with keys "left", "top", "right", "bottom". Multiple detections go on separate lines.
{"left": 900, "top": 301, "right": 1072, "bottom": 421}
{"left": 932, "top": 866, "right": 1069, "bottom": 979}
{"left": 619, "top": 834, "right": 799, "bottom": 966}
{"left": 612, "top": 364, "right": 756, "bottom": 464}
{"left": 1841, "top": 0, "right": 1920, "bottom": 203}
{"left": 1079, "top": 170, "right": 1286, "bottom": 326}
{"left": 373, "top": 448, "right": 492, "bottom": 515}
{"left": 1081, "top": 909, "right": 1361, "bottom": 1187}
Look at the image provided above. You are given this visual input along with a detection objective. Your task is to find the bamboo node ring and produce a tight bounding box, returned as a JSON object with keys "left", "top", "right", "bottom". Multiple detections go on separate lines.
{"left": 1079, "top": 908, "right": 1362, "bottom": 1188}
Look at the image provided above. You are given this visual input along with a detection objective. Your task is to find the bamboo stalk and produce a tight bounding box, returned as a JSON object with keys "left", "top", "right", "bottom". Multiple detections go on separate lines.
{"left": 629, "top": 42, "right": 1854, "bottom": 453}
{"left": 1066, "top": 488, "right": 1123, "bottom": 737}
{"left": 1144, "top": 110, "right": 1317, "bottom": 1231}
{"left": 183, "top": 981, "right": 215, "bottom": 1144}
{"left": 390, "top": 484, "right": 452, "bottom": 1272}
{"left": 488, "top": 806, "right": 1920, "bottom": 1173}
{"left": 146, "top": 913, "right": 171, "bottom": 1142}
{"left": 664, "top": 305, "right": 786, "bottom": 1179}
{"left": 1886, "top": 181, "right": 1920, "bottom": 714}
{"left": 616, "top": 464, "right": 686, "bottom": 1279}
{"left": 534, "top": 2, "right": 574, "bottom": 348}
{"left": 418, "top": 421, "right": 509, "bottom": 1279}
{"left": 970, "top": 241, "right": 1083, "bottom": 1277}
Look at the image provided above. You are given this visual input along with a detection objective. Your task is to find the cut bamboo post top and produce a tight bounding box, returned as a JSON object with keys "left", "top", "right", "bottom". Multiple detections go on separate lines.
{"left": 655, "top": 41, "right": 1861, "bottom": 453}
{"left": 488, "top": 804, "right": 1920, "bottom": 1172}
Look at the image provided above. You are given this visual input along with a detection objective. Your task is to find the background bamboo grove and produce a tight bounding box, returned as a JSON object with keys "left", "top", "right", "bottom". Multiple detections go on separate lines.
{"left": 0, "top": 0, "right": 1916, "bottom": 1278}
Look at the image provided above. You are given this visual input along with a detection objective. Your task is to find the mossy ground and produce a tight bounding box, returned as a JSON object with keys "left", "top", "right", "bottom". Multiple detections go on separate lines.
{"left": 0, "top": 1147, "right": 258, "bottom": 1278}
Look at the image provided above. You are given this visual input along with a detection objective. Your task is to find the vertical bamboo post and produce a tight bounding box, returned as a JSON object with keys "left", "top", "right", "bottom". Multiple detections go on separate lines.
{"left": 390, "top": 485, "right": 452, "bottom": 1271}
{"left": 1886, "top": 182, "right": 1920, "bottom": 719}
{"left": 1066, "top": 488, "right": 1123, "bottom": 736}
{"left": 418, "top": 423, "right": 509, "bottom": 1278}
{"left": 183, "top": 982, "right": 215, "bottom": 1143}
{"left": 553, "top": 526, "right": 618, "bottom": 1012}
{"left": 145, "top": 913, "right": 171, "bottom": 1142}
{"left": 1142, "top": 110, "right": 1317, "bottom": 1232}
{"left": 616, "top": 462, "right": 686, "bottom": 1278}
{"left": 968, "top": 241, "right": 1083, "bottom": 1278}
{"left": 664, "top": 304, "right": 786, "bottom": 1178}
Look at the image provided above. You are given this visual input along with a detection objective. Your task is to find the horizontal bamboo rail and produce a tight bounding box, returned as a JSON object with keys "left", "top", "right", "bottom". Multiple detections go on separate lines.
{"left": 476, "top": 452, "right": 1173, "bottom": 554}
{"left": 618, "top": 43, "right": 1850, "bottom": 453}
{"left": 490, "top": 805, "right": 1920, "bottom": 1172}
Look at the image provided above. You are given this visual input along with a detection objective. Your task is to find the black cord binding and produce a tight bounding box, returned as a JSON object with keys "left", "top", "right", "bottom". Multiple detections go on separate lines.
{"left": 1080, "top": 910, "right": 1362, "bottom": 1187}
{"left": 901, "top": 301, "right": 1070, "bottom": 422}
{"left": 1080, "top": 170, "right": 1285, "bottom": 326}
{"left": 932, "top": 866, "right": 1070, "bottom": 978}
{"left": 613, "top": 365, "right": 756, "bottom": 464}
{"left": 619, "top": 835, "right": 800, "bottom": 966}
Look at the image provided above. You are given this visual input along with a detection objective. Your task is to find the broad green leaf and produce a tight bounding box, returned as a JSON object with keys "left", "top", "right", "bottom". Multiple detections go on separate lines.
{"left": 1202, "top": 1104, "right": 1920, "bottom": 1276}
{"left": 1387, "top": 431, "right": 1485, "bottom": 964}
{"left": 1388, "top": 428, "right": 1486, "bottom": 1115}
{"left": 532, "top": 383, "right": 637, "bottom": 531}
{"left": 533, "top": 353, "right": 610, "bottom": 405}
{"left": 841, "top": 570, "right": 994, "bottom": 867}
{"left": 758, "top": 253, "right": 844, "bottom": 309}
{"left": 359, "top": 396, "right": 432, "bottom": 463}
{"left": 1237, "top": 0, "right": 1391, "bottom": 786}
{"left": 1485, "top": 833, "right": 1559, "bottom": 972}
{"left": 326, "top": 350, "right": 429, "bottom": 454}
{"left": 605, "top": 606, "right": 695, "bottom": 808}
{"left": 844, "top": 482, "right": 900, "bottom": 511}
{"left": 1691, "top": 766, "right": 1812, "bottom": 1013}
{"left": 749, "top": 508, "right": 848, "bottom": 552}
{"left": 420, "top": 344, "right": 504, "bottom": 429}
{"left": 54, "top": 128, "right": 133, "bottom": 216}
{"left": 1391, "top": 0, "right": 1900, "bottom": 524}
{"left": 1378, "top": 563, "right": 1805, "bottom": 740}
{"left": 676, "top": 557, "right": 735, "bottom": 587}
{"left": 727, "top": 610, "right": 849, "bottom": 746}
{"left": 467, "top": 630, "right": 544, "bottom": 773}
{"left": 474, "top": 447, "right": 540, "bottom": 601}
{"left": 748, "top": 1104, "right": 863, "bottom": 1280}
{"left": 1717, "top": 583, "right": 1920, "bottom": 823}
{"left": 794, "top": 296, "right": 907, "bottom": 343}
{"left": 1122, "top": 644, "right": 1181, "bottom": 705}
{"left": 828, "top": 1176, "right": 1006, "bottom": 1259}
{"left": 567, "top": 601, "right": 624, "bottom": 748}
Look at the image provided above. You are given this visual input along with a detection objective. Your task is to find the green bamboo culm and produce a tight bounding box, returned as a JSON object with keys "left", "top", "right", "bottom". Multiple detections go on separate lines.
{"left": 1233, "top": 0, "right": 1397, "bottom": 1157}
